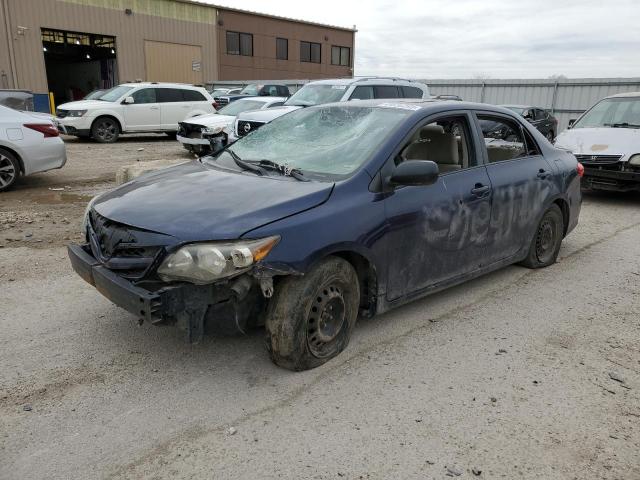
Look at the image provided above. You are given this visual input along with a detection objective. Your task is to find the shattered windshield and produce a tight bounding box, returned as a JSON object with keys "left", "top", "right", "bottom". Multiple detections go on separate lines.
{"left": 210, "top": 105, "right": 410, "bottom": 180}
{"left": 573, "top": 97, "right": 640, "bottom": 128}
{"left": 284, "top": 84, "right": 348, "bottom": 107}
{"left": 217, "top": 99, "right": 265, "bottom": 116}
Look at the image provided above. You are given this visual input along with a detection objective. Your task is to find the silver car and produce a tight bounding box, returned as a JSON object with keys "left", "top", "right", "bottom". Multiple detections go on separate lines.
{"left": 0, "top": 105, "right": 66, "bottom": 191}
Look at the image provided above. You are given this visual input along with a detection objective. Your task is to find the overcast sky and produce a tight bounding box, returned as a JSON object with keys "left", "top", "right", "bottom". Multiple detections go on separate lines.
{"left": 209, "top": 0, "right": 640, "bottom": 79}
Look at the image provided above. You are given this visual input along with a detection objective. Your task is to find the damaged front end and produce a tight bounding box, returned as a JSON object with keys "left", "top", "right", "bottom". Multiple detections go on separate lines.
{"left": 68, "top": 210, "right": 293, "bottom": 342}
{"left": 575, "top": 154, "right": 640, "bottom": 192}
{"left": 177, "top": 122, "right": 229, "bottom": 155}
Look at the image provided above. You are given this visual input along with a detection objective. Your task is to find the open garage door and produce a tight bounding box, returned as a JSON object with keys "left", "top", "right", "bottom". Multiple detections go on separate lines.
{"left": 144, "top": 41, "right": 203, "bottom": 85}
{"left": 42, "top": 28, "right": 118, "bottom": 105}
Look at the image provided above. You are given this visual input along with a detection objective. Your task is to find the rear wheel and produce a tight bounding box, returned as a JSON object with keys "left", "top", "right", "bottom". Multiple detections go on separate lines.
{"left": 0, "top": 149, "right": 20, "bottom": 192}
{"left": 91, "top": 117, "right": 120, "bottom": 143}
{"left": 520, "top": 204, "right": 563, "bottom": 268}
{"left": 265, "top": 256, "right": 360, "bottom": 371}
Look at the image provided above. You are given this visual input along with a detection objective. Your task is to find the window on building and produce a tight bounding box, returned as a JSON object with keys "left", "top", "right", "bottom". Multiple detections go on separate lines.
{"left": 300, "top": 41, "right": 321, "bottom": 63}
{"left": 331, "top": 46, "right": 350, "bottom": 66}
{"left": 226, "top": 31, "right": 253, "bottom": 56}
{"left": 276, "top": 38, "right": 288, "bottom": 60}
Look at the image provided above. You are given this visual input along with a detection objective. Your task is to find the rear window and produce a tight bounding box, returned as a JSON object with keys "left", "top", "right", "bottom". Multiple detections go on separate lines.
{"left": 374, "top": 86, "right": 400, "bottom": 99}
{"left": 401, "top": 86, "right": 423, "bottom": 98}
{"left": 183, "top": 90, "right": 207, "bottom": 101}
{"left": 157, "top": 88, "right": 184, "bottom": 103}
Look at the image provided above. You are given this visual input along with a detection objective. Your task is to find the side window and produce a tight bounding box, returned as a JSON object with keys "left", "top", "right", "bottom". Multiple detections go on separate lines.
{"left": 131, "top": 88, "right": 156, "bottom": 104}
{"left": 350, "top": 86, "right": 374, "bottom": 100}
{"left": 374, "top": 85, "right": 400, "bottom": 99}
{"left": 157, "top": 88, "right": 184, "bottom": 103}
{"left": 268, "top": 102, "right": 284, "bottom": 108}
{"left": 522, "top": 108, "right": 533, "bottom": 120}
{"left": 400, "top": 115, "right": 476, "bottom": 172}
{"left": 401, "top": 86, "right": 423, "bottom": 98}
{"left": 183, "top": 90, "right": 206, "bottom": 102}
{"left": 477, "top": 115, "right": 527, "bottom": 162}
{"left": 535, "top": 108, "right": 548, "bottom": 120}
{"left": 266, "top": 85, "right": 278, "bottom": 96}
{"left": 278, "top": 86, "right": 289, "bottom": 96}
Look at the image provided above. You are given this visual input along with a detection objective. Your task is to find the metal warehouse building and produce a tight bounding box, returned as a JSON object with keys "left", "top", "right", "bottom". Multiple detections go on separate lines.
{"left": 0, "top": 0, "right": 355, "bottom": 107}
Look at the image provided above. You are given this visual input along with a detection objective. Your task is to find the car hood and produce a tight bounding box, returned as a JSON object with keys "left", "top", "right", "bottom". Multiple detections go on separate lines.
{"left": 555, "top": 127, "right": 640, "bottom": 158}
{"left": 182, "top": 113, "right": 235, "bottom": 130}
{"left": 238, "top": 105, "right": 302, "bottom": 122}
{"left": 92, "top": 161, "right": 334, "bottom": 241}
{"left": 57, "top": 100, "right": 113, "bottom": 110}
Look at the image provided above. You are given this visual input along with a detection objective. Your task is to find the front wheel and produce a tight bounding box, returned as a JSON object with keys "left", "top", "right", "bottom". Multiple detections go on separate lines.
{"left": 91, "top": 117, "right": 120, "bottom": 143}
{"left": 520, "top": 204, "right": 564, "bottom": 268}
{"left": 265, "top": 256, "right": 360, "bottom": 371}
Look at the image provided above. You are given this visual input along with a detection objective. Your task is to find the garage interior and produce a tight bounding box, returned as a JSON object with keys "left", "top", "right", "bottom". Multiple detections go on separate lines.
{"left": 41, "top": 28, "right": 118, "bottom": 105}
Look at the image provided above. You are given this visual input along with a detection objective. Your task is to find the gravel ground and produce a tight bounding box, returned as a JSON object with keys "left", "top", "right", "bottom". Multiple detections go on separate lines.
{"left": 0, "top": 137, "right": 639, "bottom": 479}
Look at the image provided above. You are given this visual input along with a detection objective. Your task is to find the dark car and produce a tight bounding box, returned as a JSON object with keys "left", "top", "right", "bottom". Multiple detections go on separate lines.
{"left": 501, "top": 105, "right": 558, "bottom": 141}
{"left": 68, "top": 100, "right": 582, "bottom": 371}
{"left": 213, "top": 83, "right": 290, "bottom": 110}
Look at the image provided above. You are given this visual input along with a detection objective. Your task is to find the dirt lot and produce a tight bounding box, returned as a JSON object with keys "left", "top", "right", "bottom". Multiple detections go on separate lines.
{"left": 1, "top": 136, "right": 639, "bottom": 480}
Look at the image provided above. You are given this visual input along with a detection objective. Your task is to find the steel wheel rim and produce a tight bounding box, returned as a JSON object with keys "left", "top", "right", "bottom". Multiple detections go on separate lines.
{"left": 307, "top": 283, "right": 347, "bottom": 358}
{"left": 0, "top": 153, "right": 16, "bottom": 187}
{"left": 96, "top": 120, "right": 116, "bottom": 140}
{"left": 535, "top": 216, "right": 557, "bottom": 263}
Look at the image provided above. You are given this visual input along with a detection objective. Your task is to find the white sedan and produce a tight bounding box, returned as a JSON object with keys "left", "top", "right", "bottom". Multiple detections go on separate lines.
{"left": 177, "top": 96, "right": 287, "bottom": 154}
{"left": 0, "top": 105, "right": 67, "bottom": 191}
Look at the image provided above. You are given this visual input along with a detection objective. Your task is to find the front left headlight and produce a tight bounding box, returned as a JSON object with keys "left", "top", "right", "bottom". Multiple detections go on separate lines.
{"left": 628, "top": 154, "right": 640, "bottom": 166}
{"left": 202, "top": 126, "right": 223, "bottom": 135}
{"left": 157, "top": 236, "right": 280, "bottom": 284}
{"left": 67, "top": 110, "right": 87, "bottom": 117}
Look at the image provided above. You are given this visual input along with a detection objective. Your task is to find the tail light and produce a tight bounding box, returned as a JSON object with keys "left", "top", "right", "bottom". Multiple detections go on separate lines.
{"left": 212, "top": 102, "right": 219, "bottom": 110}
{"left": 24, "top": 123, "right": 59, "bottom": 138}
{"left": 577, "top": 162, "right": 584, "bottom": 178}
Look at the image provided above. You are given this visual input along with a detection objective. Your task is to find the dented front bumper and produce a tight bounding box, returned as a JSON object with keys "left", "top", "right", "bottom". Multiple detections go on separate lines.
{"left": 68, "top": 243, "right": 265, "bottom": 341}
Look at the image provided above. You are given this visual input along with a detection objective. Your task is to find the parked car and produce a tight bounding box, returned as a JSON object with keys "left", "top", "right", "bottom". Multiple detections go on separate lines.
{"left": 54, "top": 82, "right": 215, "bottom": 143}
{"left": 234, "top": 77, "right": 430, "bottom": 139}
{"left": 555, "top": 92, "right": 640, "bottom": 191}
{"left": 213, "top": 83, "right": 290, "bottom": 110}
{"left": 177, "top": 96, "right": 287, "bottom": 154}
{"left": 501, "top": 105, "right": 558, "bottom": 141}
{"left": 68, "top": 100, "right": 581, "bottom": 370}
{"left": 0, "top": 105, "right": 66, "bottom": 192}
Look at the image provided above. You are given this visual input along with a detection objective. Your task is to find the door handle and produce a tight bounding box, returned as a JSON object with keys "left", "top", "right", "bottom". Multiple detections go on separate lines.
{"left": 471, "top": 184, "right": 491, "bottom": 196}
{"left": 150, "top": 106, "right": 159, "bottom": 110}
{"left": 537, "top": 169, "right": 551, "bottom": 179}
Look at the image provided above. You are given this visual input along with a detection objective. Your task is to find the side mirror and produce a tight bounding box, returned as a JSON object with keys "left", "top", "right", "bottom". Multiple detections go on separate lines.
{"left": 389, "top": 160, "right": 439, "bottom": 187}
{"left": 568, "top": 119, "right": 576, "bottom": 128}
{"left": 122, "top": 96, "right": 134, "bottom": 104}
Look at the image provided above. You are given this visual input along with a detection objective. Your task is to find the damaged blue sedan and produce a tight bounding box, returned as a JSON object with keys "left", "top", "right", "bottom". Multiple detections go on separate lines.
{"left": 68, "top": 100, "right": 582, "bottom": 371}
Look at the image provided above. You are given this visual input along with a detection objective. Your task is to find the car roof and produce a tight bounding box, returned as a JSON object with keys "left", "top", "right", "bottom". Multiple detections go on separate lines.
{"left": 120, "top": 82, "right": 204, "bottom": 89}
{"left": 319, "top": 98, "right": 516, "bottom": 114}
{"left": 501, "top": 104, "right": 534, "bottom": 109}
{"left": 232, "top": 96, "right": 288, "bottom": 104}
{"left": 607, "top": 91, "right": 640, "bottom": 98}
{"left": 306, "top": 77, "right": 426, "bottom": 87}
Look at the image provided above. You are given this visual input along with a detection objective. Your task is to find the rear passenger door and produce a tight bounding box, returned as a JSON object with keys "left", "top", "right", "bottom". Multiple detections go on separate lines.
{"left": 158, "top": 88, "right": 191, "bottom": 130}
{"left": 474, "top": 112, "right": 555, "bottom": 263}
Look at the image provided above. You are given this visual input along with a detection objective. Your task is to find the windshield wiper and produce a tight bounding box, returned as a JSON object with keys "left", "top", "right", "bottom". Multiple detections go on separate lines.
{"left": 228, "top": 149, "right": 267, "bottom": 176}
{"left": 255, "top": 159, "right": 310, "bottom": 182}
{"left": 604, "top": 122, "right": 640, "bottom": 128}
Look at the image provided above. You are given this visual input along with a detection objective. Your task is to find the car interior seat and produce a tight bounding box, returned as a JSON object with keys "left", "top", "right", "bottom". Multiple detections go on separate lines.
{"left": 403, "top": 124, "right": 461, "bottom": 172}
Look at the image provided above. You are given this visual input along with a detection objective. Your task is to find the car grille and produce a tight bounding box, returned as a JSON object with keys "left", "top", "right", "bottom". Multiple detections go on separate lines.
{"left": 56, "top": 109, "right": 68, "bottom": 118}
{"left": 178, "top": 122, "right": 204, "bottom": 139}
{"left": 236, "top": 120, "right": 265, "bottom": 137}
{"left": 575, "top": 154, "right": 622, "bottom": 164}
{"left": 88, "top": 210, "right": 168, "bottom": 279}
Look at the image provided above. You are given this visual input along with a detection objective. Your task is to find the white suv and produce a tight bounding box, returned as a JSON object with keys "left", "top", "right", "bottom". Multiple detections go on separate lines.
{"left": 234, "top": 77, "right": 430, "bottom": 139}
{"left": 55, "top": 83, "right": 215, "bottom": 143}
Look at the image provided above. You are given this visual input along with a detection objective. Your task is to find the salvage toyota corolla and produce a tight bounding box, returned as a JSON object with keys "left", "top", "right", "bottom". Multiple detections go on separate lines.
{"left": 68, "top": 100, "right": 582, "bottom": 371}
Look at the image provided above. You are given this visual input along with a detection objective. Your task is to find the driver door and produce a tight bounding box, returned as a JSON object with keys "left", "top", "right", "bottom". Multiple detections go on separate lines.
{"left": 123, "top": 88, "right": 160, "bottom": 130}
{"left": 383, "top": 112, "right": 493, "bottom": 301}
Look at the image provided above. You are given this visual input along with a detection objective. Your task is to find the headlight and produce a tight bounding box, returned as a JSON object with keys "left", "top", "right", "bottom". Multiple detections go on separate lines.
{"left": 628, "top": 154, "right": 640, "bottom": 166}
{"left": 80, "top": 194, "right": 102, "bottom": 234}
{"left": 202, "top": 126, "right": 223, "bottom": 135}
{"left": 157, "top": 236, "right": 280, "bottom": 284}
{"left": 67, "top": 110, "right": 87, "bottom": 117}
